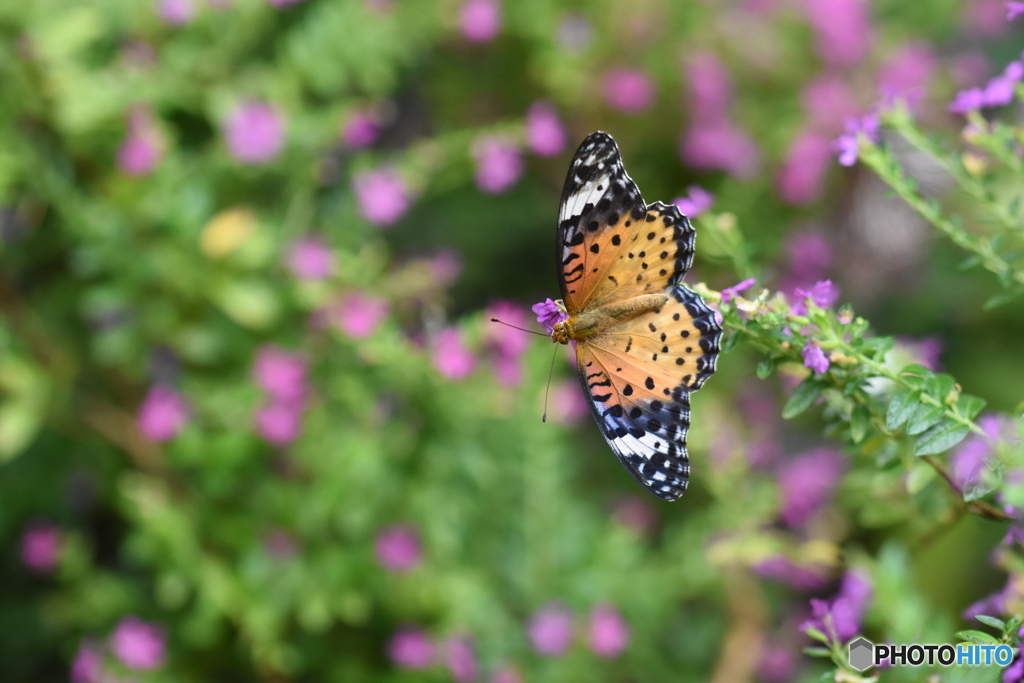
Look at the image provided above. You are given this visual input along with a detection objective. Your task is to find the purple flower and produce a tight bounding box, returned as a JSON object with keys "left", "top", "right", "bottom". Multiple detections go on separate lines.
{"left": 110, "top": 617, "right": 166, "bottom": 670}
{"left": 791, "top": 279, "right": 839, "bottom": 316}
{"left": 983, "top": 62, "right": 1023, "bottom": 107}
{"left": 388, "top": 628, "right": 434, "bottom": 669}
{"left": 778, "top": 448, "right": 845, "bottom": 527}
{"left": 777, "top": 130, "right": 832, "bottom": 205}
{"left": 753, "top": 556, "right": 829, "bottom": 591}
{"left": 526, "top": 101, "right": 566, "bottom": 156}
{"left": 342, "top": 112, "right": 379, "bottom": 149}
{"left": 758, "top": 642, "right": 796, "bottom": 683}
{"left": 532, "top": 298, "right": 567, "bottom": 334}
{"left": 20, "top": 522, "right": 60, "bottom": 573}
{"left": 224, "top": 101, "right": 284, "bottom": 164}
{"left": 286, "top": 236, "right": 335, "bottom": 280}
{"left": 802, "top": 75, "right": 859, "bottom": 133}
{"left": 673, "top": 185, "right": 714, "bottom": 217}
{"left": 949, "top": 87, "right": 987, "bottom": 114}
{"left": 117, "top": 108, "right": 164, "bottom": 176}
{"left": 255, "top": 401, "right": 303, "bottom": 445}
{"left": 1004, "top": 654, "right": 1024, "bottom": 683}
{"left": 374, "top": 525, "right": 422, "bottom": 572}
{"left": 1008, "top": 2, "right": 1024, "bottom": 20}
{"left": 720, "top": 278, "right": 756, "bottom": 304}
{"left": 603, "top": 68, "right": 655, "bottom": 113}
{"left": 527, "top": 603, "right": 574, "bottom": 656}
{"left": 548, "top": 379, "right": 590, "bottom": 425}
{"left": 802, "top": 340, "right": 830, "bottom": 374}
{"left": 686, "top": 52, "right": 731, "bottom": 125}
{"left": 460, "top": 0, "right": 500, "bottom": 43}
{"left": 473, "top": 137, "right": 523, "bottom": 194}
{"left": 334, "top": 292, "right": 390, "bottom": 338}
{"left": 158, "top": 0, "right": 194, "bottom": 25}
{"left": 973, "top": 0, "right": 1012, "bottom": 35}
{"left": 949, "top": 415, "right": 1001, "bottom": 490}
{"left": 780, "top": 231, "right": 832, "bottom": 294}
{"left": 253, "top": 345, "right": 307, "bottom": 404}
{"left": 951, "top": 53, "right": 990, "bottom": 88}
{"left": 587, "top": 604, "right": 629, "bottom": 658}
{"left": 801, "top": 0, "right": 871, "bottom": 67}
{"left": 962, "top": 588, "right": 1006, "bottom": 620}
{"left": 834, "top": 114, "right": 879, "bottom": 167}
{"left": 432, "top": 328, "right": 476, "bottom": 381}
{"left": 137, "top": 386, "right": 190, "bottom": 442}
{"left": 71, "top": 642, "right": 103, "bottom": 683}
{"left": 445, "top": 637, "right": 477, "bottom": 683}
{"left": 353, "top": 167, "right": 410, "bottom": 225}
{"left": 800, "top": 570, "right": 872, "bottom": 643}
{"left": 877, "top": 43, "right": 935, "bottom": 108}
{"left": 431, "top": 250, "right": 463, "bottom": 285}
{"left": 681, "top": 122, "right": 760, "bottom": 178}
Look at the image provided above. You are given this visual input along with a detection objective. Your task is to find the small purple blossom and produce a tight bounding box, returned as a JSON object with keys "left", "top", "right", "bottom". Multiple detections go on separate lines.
{"left": 526, "top": 101, "right": 566, "bottom": 156}
{"left": 758, "top": 642, "right": 796, "bottom": 683}
{"left": 334, "top": 292, "right": 390, "bottom": 338}
{"left": 1008, "top": 2, "right": 1024, "bottom": 20}
{"left": 460, "top": 0, "right": 500, "bottom": 43}
{"left": 20, "top": 522, "right": 60, "bottom": 573}
{"left": 877, "top": 43, "right": 935, "bottom": 108}
{"left": 687, "top": 52, "right": 731, "bottom": 125}
{"left": 1004, "top": 654, "right": 1024, "bottom": 683}
{"left": 802, "top": 340, "right": 830, "bottom": 374}
{"left": 778, "top": 448, "right": 845, "bottom": 527}
{"left": 532, "top": 298, "right": 567, "bottom": 335}
{"left": 353, "top": 167, "right": 410, "bottom": 225}
{"left": 949, "top": 87, "right": 987, "bottom": 114}
{"left": 983, "top": 65, "right": 1022, "bottom": 107}
{"left": 374, "top": 525, "right": 422, "bottom": 572}
{"left": 389, "top": 628, "right": 434, "bottom": 669}
{"left": 158, "top": 0, "right": 194, "bottom": 25}
{"left": 800, "top": 570, "right": 872, "bottom": 643}
{"left": 253, "top": 345, "right": 307, "bottom": 404}
{"left": 603, "top": 68, "right": 655, "bottom": 113}
{"left": 720, "top": 278, "right": 756, "bottom": 304}
{"left": 473, "top": 137, "right": 523, "bottom": 194}
{"left": 801, "top": 0, "right": 871, "bottom": 67}
{"left": 802, "top": 75, "right": 859, "bottom": 133}
{"left": 777, "top": 130, "right": 832, "bottom": 205}
{"left": 834, "top": 114, "right": 879, "bottom": 167}
{"left": 527, "top": 603, "right": 574, "bottom": 656}
{"left": 587, "top": 604, "right": 629, "bottom": 658}
{"left": 445, "top": 637, "right": 477, "bottom": 683}
{"left": 71, "top": 642, "right": 104, "bottom": 683}
{"left": 949, "top": 414, "right": 1001, "bottom": 491}
{"left": 681, "top": 122, "right": 760, "bottom": 178}
{"left": 286, "top": 237, "right": 335, "bottom": 280}
{"left": 137, "top": 386, "right": 190, "bottom": 442}
{"left": 255, "top": 401, "right": 303, "bottom": 445}
{"left": 962, "top": 588, "right": 1006, "bottom": 620}
{"left": 673, "top": 185, "right": 714, "bottom": 217}
{"left": 110, "top": 616, "right": 166, "bottom": 670}
{"left": 432, "top": 328, "right": 476, "bottom": 381}
{"left": 342, "top": 112, "right": 379, "bottom": 148}
{"left": 791, "top": 279, "right": 839, "bottom": 316}
{"left": 117, "top": 108, "right": 164, "bottom": 176}
{"left": 784, "top": 231, "right": 832, "bottom": 288}
{"left": 224, "top": 101, "right": 285, "bottom": 165}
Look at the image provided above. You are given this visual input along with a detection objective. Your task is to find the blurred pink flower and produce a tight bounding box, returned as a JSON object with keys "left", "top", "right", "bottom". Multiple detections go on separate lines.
{"left": 490, "top": 665, "right": 524, "bottom": 683}
{"left": 758, "top": 642, "right": 796, "bottom": 683}
{"left": 951, "top": 53, "right": 990, "bottom": 88}
{"left": 353, "top": 167, "right": 410, "bottom": 225}
{"left": 800, "top": 570, "right": 872, "bottom": 642}
{"left": 117, "top": 108, "right": 164, "bottom": 176}
{"left": 834, "top": 113, "right": 879, "bottom": 167}
{"left": 720, "top": 278, "right": 756, "bottom": 304}
{"left": 686, "top": 52, "right": 731, "bottom": 125}
{"left": 20, "top": 522, "right": 60, "bottom": 573}
{"left": 791, "top": 279, "right": 839, "bottom": 316}
{"left": 224, "top": 101, "right": 285, "bottom": 164}
{"left": 460, "top": 0, "right": 501, "bottom": 43}
{"left": 485, "top": 301, "right": 532, "bottom": 387}
{"left": 801, "top": 0, "right": 871, "bottom": 66}
{"left": 433, "top": 328, "right": 476, "bottom": 380}
{"left": 612, "top": 496, "right": 658, "bottom": 534}
{"left": 982, "top": 61, "right": 1024, "bottom": 107}
{"left": 286, "top": 236, "right": 335, "bottom": 280}
{"left": 473, "top": 137, "right": 523, "bottom": 194}
{"left": 1009, "top": 2, "right": 1024, "bottom": 20}
{"left": 137, "top": 386, "right": 190, "bottom": 442}
{"left": 801, "top": 339, "right": 830, "bottom": 374}
{"left": 587, "top": 604, "right": 629, "bottom": 658}
{"left": 432, "top": 250, "right": 463, "bottom": 285}
{"left": 950, "top": 415, "right": 1002, "bottom": 490}
{"left": 780, "top": 231, "right": 832, "bottom": 294}
{"left": 971, "top": 0, "right": 1011, "bottom": 35}
{"left": 548, "top": 379, "right": 590, "bottom": 425}
{"left": 752, "top": 555, "right": 829, "bottom": 590}
{"left": 801, "top": 76, "right": 860, "bottom": 133}
{"left": 335, "top": 292, "right": 390, "bottom": 338}
{"left": 895, "top": 336, "right": 944, "bottom": 371}
{"left": 342, "top": 111, "right": 379, "bottom": 148}
{"left": 527, "top": 603, "right": 574, "bottom": 656}
{"left": 71, "top": 642, "right": 103, "bottom": 683}
{"left": 949, "top": 87, "right": 987, "bottom": 114}
{"left": 777, "top": 130, "right": 832, "bottom": 205}
{"left": 680, "top": 122, "right": 760, "bottom": 178}
{"left": 445, "top": 637, "right": 477, "bottom": 683}
{"left": 526, "top": 101, "right": 566, "bottom": 156}
{"left": 603, "top": 68, "right": 655, "bottom": 113}
{"left": 111, "top": 617, "right": 165, "bottom": 670}
{"left": 253, "top": 345, "right": 307, "bottom": 404}
{"left": 673, "top": 185, "right": 714, "bottom": 217}
{"left": 255, "top": 401, "right": 303, "bottom": 445}
{"left": 778, "top": 448, "right": 845, "bottom": 527}
{"left": 389, "top": 628, "right": 434, "bottom": 669}
{"left": 878, "top": 43, "right": 935, "bottom": 108}
{"left": 158, "top": 0, "right": 194, "bottom": 25}
{"left": 375, "top": 525, "right": 422, "bottom": 572}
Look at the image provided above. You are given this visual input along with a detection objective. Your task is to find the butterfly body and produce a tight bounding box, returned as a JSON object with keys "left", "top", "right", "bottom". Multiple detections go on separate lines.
{"left": 550, "top": 132, "right": 722, "bottom": 501}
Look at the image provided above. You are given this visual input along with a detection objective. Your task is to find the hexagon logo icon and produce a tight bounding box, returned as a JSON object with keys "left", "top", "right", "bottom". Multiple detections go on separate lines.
{"left": 848, "top": 637, "right": 874, "bottom": 672}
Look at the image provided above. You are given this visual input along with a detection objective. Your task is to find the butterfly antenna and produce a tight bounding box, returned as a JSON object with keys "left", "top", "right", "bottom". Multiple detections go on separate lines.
{"left": 541, "top": 344, "right": 559, "bottom": 423}
{"left": 489, "top": 318, "right": 549, "bottom": 337}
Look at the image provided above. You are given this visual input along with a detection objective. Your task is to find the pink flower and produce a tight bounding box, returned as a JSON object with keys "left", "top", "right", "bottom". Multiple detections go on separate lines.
{"left": 603, "top": 68, "right": 655, "bottom": 113}
{"left": 20, "top": 522, "right": 60, "bottom": 573}
{"left": 673, "top": 185, "right": 714, "bottom": 217}
{"left": 532, "top": 298, "right": 567, "bottom": 334}
{"left": 949, "top": 87, "right": 987, "bottom": 114}
{"left": 950, "top": 415, "right": 1002, "bottom": 490}
{"left": 255, "top": 401, "right": 303, "bottom": 445}
{"left": 224, "top": 101, "right": 285, "bottom": 164}
{"left": 253, "top": 345, "right": 307, "bottom": 404}
{"left": 752, "top": 556, "right": 829, "bottom": 590}
{"left": 334, "top": 292, "right": 390, "bottom": 338}
{"left": 801, "top": 75, "right": 860, "bottom": 133}
{"left": 1009, "top": 2, "right": 1024, "bottom": 20}
{"left": 951, "top": 53, "right": 990, "bottom": 88}
{"left": 342, "top": 111, "right": 379, "bottom": 148}
{"left": 137, "top": 386, "right": 190, "bottom": 442}
{"left": 686, "top": 52, "right": 732, "bottom": 125}
{"left": 286, "top": 237, "right": 335, "bottom": 280}
{"left": 485, "top": 301, "right": 531, "bottom": 386}
{"left": 110, "top": 616, "right": 166, "bottom": 670}
{"left": 680, "top": 122, "right": 760, "bottom": 178}
{"left": 445, "top": 637, "right": 477, "bottom": 683}
{"left": 587, "top": 604, "right": 629, "bottom": 658}
{"left": 778, "top": 448, "right": 845, "bottom": 527}
{"left": 432, "top": 328, "right": 476, "bottom": 380}
{"left": 117, "top": 108, "right": 164, "bottom": 176}
{"left": 547, "top": 379, "right": 590, "bottom": 425}
{"left": 527, "top": 603, "right": 574, "bottom": 656}
{"left": 834, "top": 113, "right": 879, "bottom": 167}
{"left": 388, "top": 628, "right": 434, "bottom": 669}
{"left": 777, "top": 130, "right": 833, "bottom": 205}
{"left": 473, "top": 137, "right": 523, "bottom": 194}
{"left": 460, "top": 0, "right": 501, "bottom": 43}
{"left": 801, "top": 0, "right": 871, "bottom": 67}
{"left": 71, "top": 642, "right": 104, "bottom": 683}
{"left": 783, "top": 231, "right": 832, "bottom": 288}
{"left": 801, "top": 339, "right": 830, "bottom": 374}
{"left": 791, "top": 279, "right": 839, "bottom": 316}
{"left": 972, "top": 0, "right": 1011, "bottom": 34}
{"left": 526, "top": 101, "right": 566, "bottom": 156}
{"left": 758, "top": 642, "right": 796, "bottom": 683}
{"left": 374, "top": 525, "right": 422, "bottom": 572}
{"left": 878, "top": 43, "right": 935, "bottom": 108}
{"left": 158, "top": 0, "right": 194, "bottom": 25}
{"left": 800, "top": 570, "right": 872, "bottom": 642}
{"left": 720, "top": 278, "right": 756, "bottom": 304}
{"left": 353, "top": 167, "right": 410, "bottom": 225}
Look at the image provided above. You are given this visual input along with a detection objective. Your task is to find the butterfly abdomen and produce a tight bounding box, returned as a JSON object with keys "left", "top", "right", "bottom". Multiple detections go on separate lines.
{"left": 560, "top": 294, "right": 669, "bottom": 342}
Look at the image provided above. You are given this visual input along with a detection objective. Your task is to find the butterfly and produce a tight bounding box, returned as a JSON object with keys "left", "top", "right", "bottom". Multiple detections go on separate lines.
{"left": 548, "top": 132, "right": 722, "bottom": 501}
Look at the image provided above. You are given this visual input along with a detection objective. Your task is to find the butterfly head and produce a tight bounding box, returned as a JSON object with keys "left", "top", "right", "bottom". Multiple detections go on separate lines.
{"left": 551, "top": 320, "right": 571, "bottom": 345}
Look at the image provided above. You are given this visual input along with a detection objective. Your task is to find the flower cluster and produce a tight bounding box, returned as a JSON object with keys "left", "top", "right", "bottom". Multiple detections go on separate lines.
{"left": 252, "top": 345, "right": 308, "bottom": 446}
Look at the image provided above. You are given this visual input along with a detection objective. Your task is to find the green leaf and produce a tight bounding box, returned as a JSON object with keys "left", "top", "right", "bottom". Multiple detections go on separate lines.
{"left": 886, "top": 389, "right": 920, "bottom": 430}
{"left": 906, "top": 462, "right": 937, "bottom": 494}
{"left": 850, "top": 404, "right": 870, "bottom": 443}
{"left": 756, "top": 358, "right": 774, "bottom": 379}
{"left": 957, "top": 394, "right": 987, "bottom": 421}
{"left": 984, "top": 286, "right": 1024, "bottom": 311}
{"left": 925, "top": 374, "right": 956, "bottom": 402}
{"left": 906, "top": 403, "right": 944, "bottom": 436}
{"left": 915, "top": 419, "right": 971, "bottom": 456}
{"left": 859, "top": 335, "right": 894, "bottom": 359}
{"left": 975, "top": 615, "right": 1006, "bottom": 630}
{"left": 956, "top": 630, "right": 1000, "bottom": 645}
{"left": 900, "top": 364, "right": 935, "bottom": 388}
{"left": 802, "top": 647, "right": 832, "bottom": 658}
{"left": 783, "top": 380, "right": 823, "bottom": 419}
{"left": 803, "top": 626, "right": 830, "bottom": 644}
